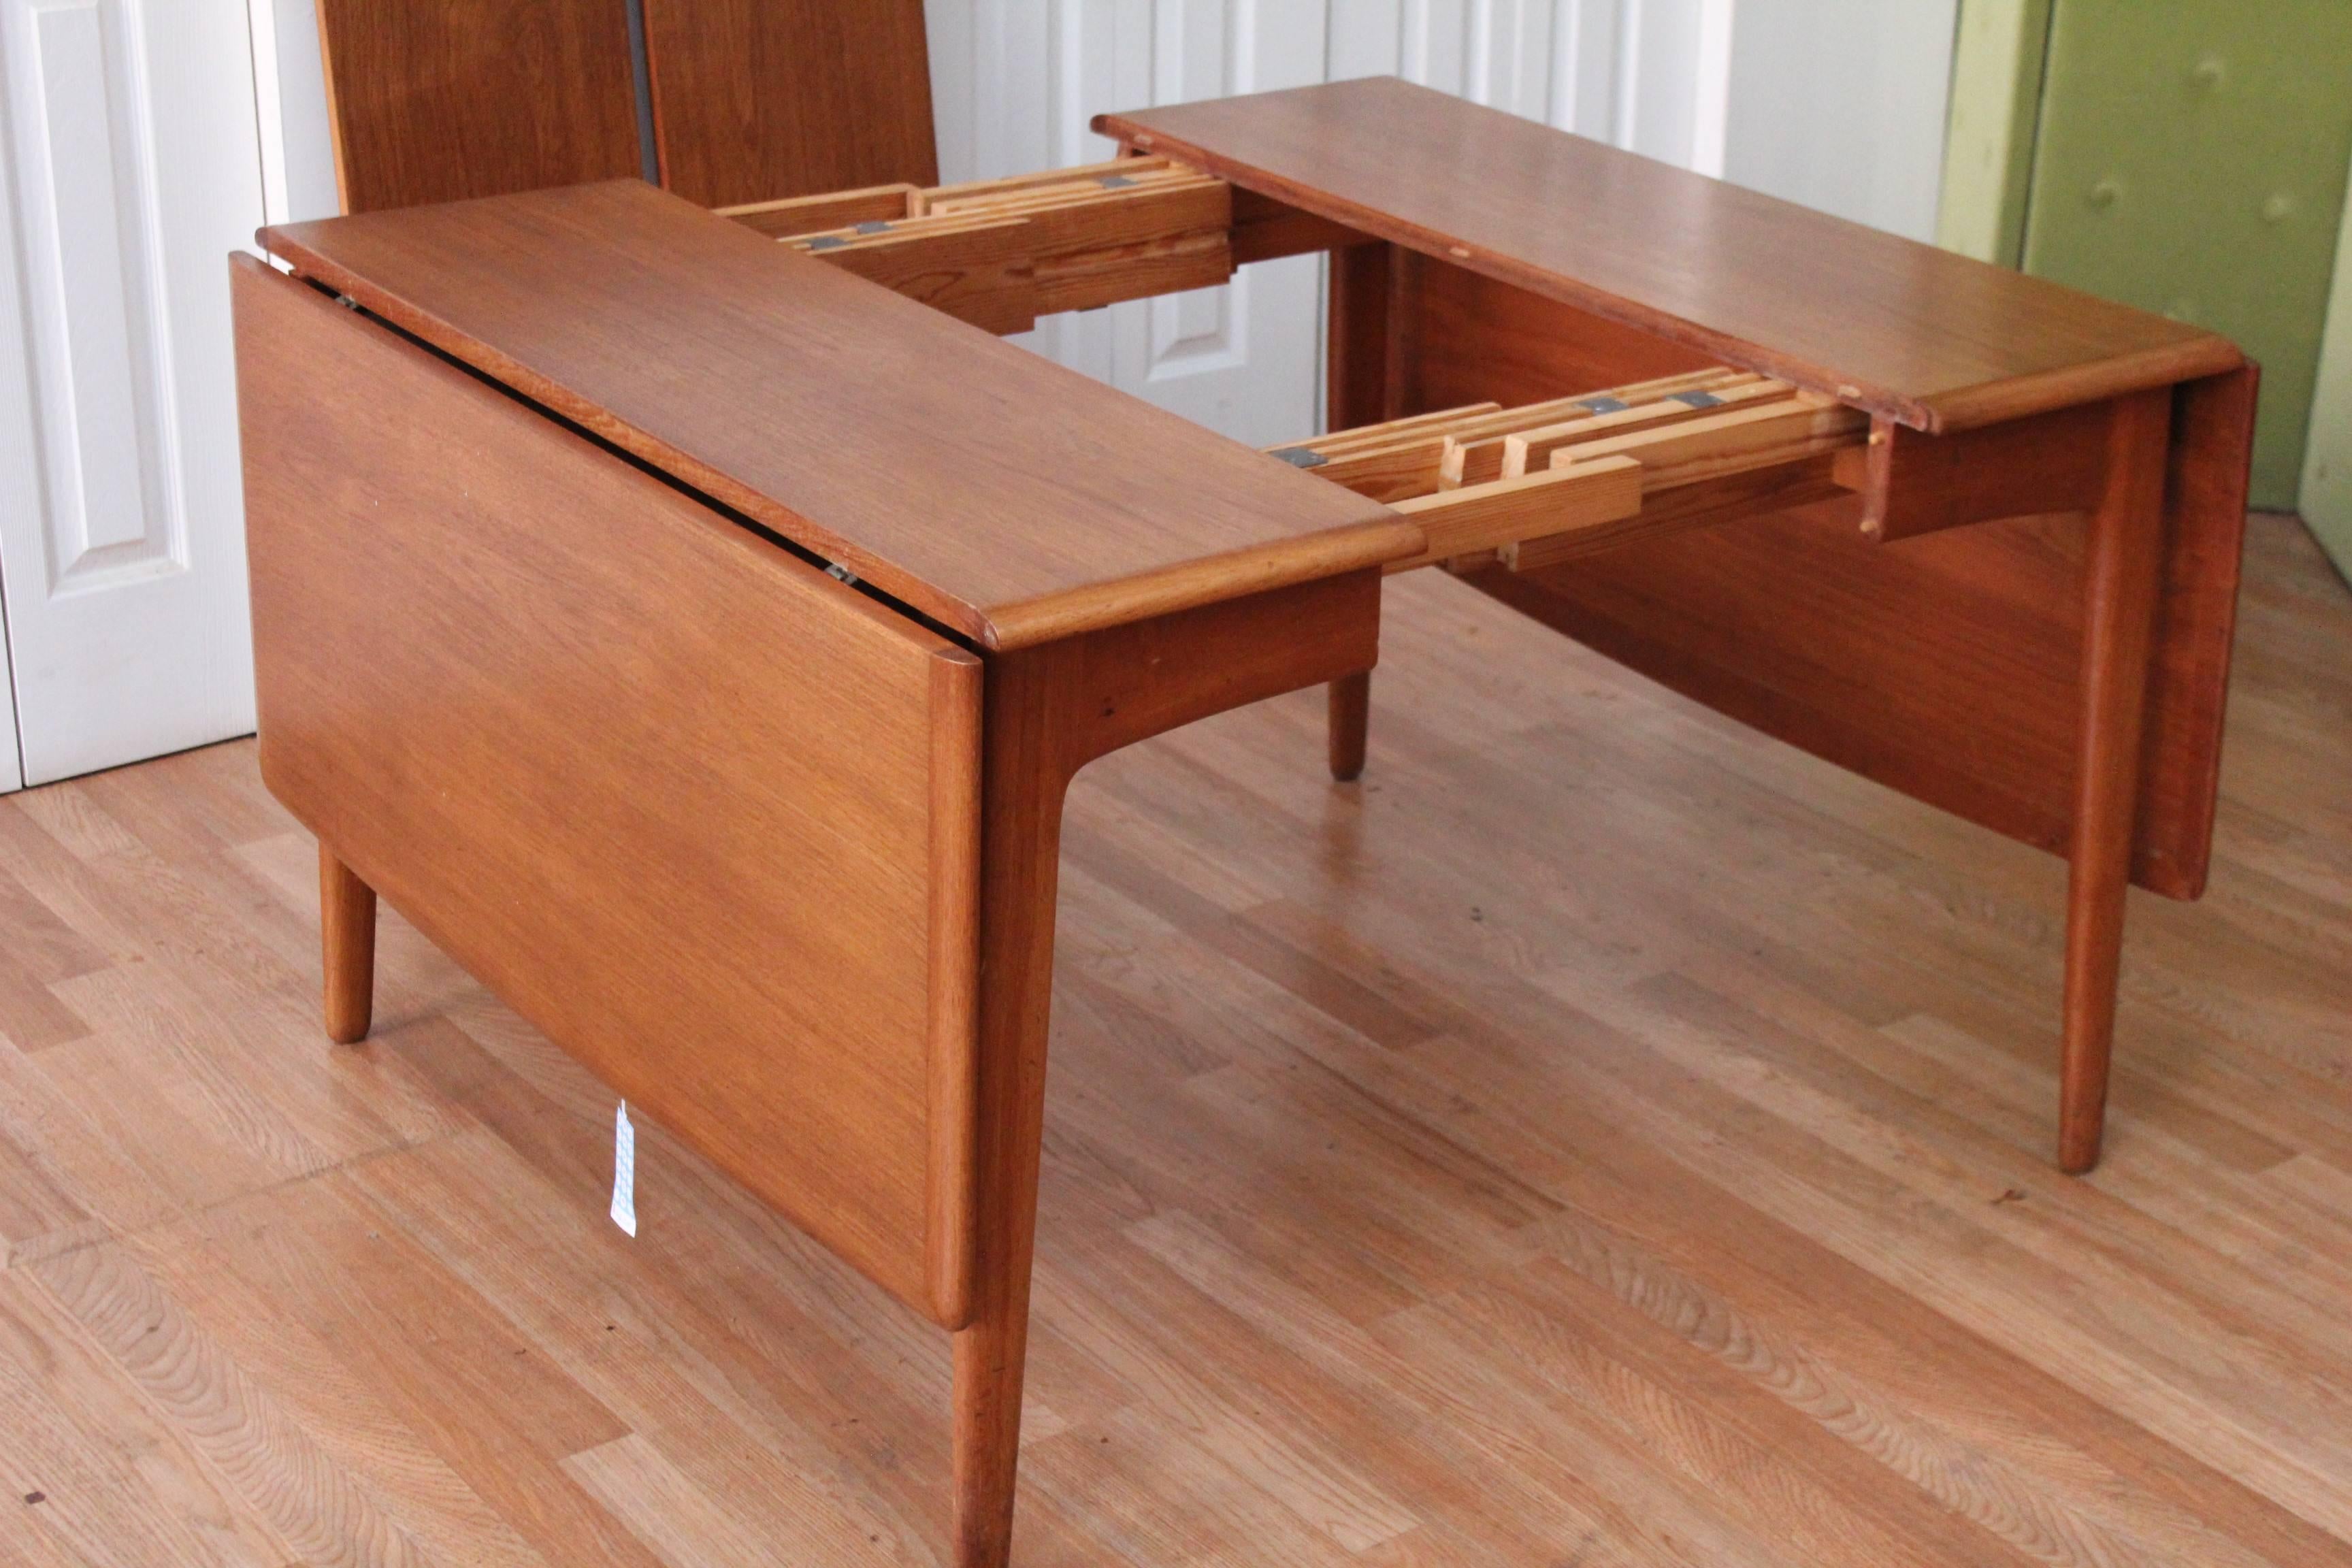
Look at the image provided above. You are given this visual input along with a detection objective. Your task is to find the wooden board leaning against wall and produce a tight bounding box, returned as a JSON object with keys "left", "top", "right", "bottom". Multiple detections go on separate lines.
{"left": 311, "top": 0, "right": 940, "bottom": 214}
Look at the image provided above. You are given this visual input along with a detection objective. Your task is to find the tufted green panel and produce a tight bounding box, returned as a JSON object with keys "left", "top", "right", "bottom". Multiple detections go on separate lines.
{"left": 2022, "top": 0, "right": 2352, "bottom": 509}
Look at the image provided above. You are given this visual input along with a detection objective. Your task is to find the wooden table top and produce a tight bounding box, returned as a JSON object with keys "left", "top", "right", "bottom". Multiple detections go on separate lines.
{"left": 257, "top": 180, "right": 1414, "bottom": 651}
{"left": 1098, "top": 78, "right": 2244, "bottom": 434}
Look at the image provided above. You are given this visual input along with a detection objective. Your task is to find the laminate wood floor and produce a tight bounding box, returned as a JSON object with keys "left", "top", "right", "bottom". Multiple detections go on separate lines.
{"left": 1, "top": 514, "right": 2348, "bottom": 1568}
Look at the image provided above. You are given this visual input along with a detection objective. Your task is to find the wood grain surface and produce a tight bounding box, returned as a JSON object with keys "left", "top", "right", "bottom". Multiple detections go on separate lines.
{"left": 1850, "top": 398, "right": 2113, "bottom": 542}
{"left": 0, "top": 512, "right": 2345, "bottom": 1565}
{"left": 314, "top": 0, "right": 642, "bottom": 213}
{"left": 642, "top": 0, "right": 938, "bottom": 208}
{"left": 257, "top": 181, "right": 1416, "bottom": 651}
{"left": 318, "top": 846, "right": 374, "bottom": 1045}
{"left": 1096, "top": 78, "right": 2243, "bottom": 434}
{"left": 233, "top": 257, "right": 980, "bottom": 1326}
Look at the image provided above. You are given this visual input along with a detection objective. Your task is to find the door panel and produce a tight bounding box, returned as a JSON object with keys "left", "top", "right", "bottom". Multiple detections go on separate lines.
{"left": 0, "top": 0, "right": 263, "bottom": 783}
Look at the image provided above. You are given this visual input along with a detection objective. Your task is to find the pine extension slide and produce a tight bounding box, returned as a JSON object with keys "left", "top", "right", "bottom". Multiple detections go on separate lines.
{"left": 238, "top": 49, "right": 2253, "bottom": 1568}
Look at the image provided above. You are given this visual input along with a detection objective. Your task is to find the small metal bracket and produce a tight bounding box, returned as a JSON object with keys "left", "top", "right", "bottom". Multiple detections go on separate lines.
{"left": 826, "top": 562, "right": 861, "bottom": 586}
{"left": 1269, "top": 446, "right": 1328, "bottom": 469}
{"left": 1578, "top": 396, "right": 1629, "bottom": 414}
{"left": 1668, "top": 389, "right": 1724, "bottom": 408}
{"left": 853, "top": 220, "right": 894, "bottom": 235}
{"left": 806, "top": 234, "right": 849, "bottom": 250}
{"left": 1097, "top": 174, "right": 1138, "bottom": 189}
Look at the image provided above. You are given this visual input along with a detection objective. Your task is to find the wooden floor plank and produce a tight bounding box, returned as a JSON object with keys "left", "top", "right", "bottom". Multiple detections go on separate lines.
{"left": 0, "top": 1271, "right": 293, "bottom": 1568}
{"left": 26, "top": 1241, "right": 439, "bottom": 1566}
{"left": 148, "top": 1173, "right": 657, "bottom": 1568}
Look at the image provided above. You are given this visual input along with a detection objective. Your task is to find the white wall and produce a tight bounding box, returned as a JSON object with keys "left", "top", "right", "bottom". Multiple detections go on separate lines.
{"left": 247, "top": 0, "right": 339, "bottom": 223}
{"left": 1723, "top": 0, "right": 1957, "bottom": 242}
{"left": 928, "top": 0, "right": 1339, "bottom": 444}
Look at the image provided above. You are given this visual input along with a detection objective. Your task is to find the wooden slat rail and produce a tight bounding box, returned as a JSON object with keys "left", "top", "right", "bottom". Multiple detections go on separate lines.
{"left": 724, "top": 183, "right": 924, "bottom": 237}
{"left": 717, "top": 158, "right": 1237, "bottom": 335}
{"left": 1269, "top": 369, "right": 1748, "bottom": 503}
{"left": 1274, "top": 370, "right": 1869, "bottom": 574}
{"left": 1484, "top": 376, "right": 1788, "bottom": 483}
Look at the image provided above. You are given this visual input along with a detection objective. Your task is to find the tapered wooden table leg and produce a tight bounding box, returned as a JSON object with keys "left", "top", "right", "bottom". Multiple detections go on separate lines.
{"left": 1328, "top": 669, "right": 1371, "bottom": 781}
{"left": 1320, "top": 243, "right": 1395, "bottom": 789}
{"left": 2057, "top": 389, "right": 2172, "bottom": 1174}
{"left": 951, "top": 645, "right": 1067, "bottom": 1568}
{"left": 319, "top": 843, "right": 378, "bottom": 1044}
{"left": 948, "top": 575, "right": 1384, "bottom": 1565}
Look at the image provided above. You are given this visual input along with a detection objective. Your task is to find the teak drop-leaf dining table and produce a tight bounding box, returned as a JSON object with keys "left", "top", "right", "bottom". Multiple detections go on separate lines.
{"left": 234, "top": 79, "right": 2255, "bottom": 1568}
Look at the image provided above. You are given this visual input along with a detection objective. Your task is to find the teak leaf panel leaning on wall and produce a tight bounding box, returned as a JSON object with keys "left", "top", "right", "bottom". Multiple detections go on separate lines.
{"left": 641, "top": 0, "right": 939, "bottom": 207}
{"left": 313, "top": 0, "right": 940, "bottom": 215}
{"left": 314, "top": 0, "right": 643, "bottom": 214}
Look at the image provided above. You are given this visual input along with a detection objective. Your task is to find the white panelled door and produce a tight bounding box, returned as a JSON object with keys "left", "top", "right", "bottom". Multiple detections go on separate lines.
{"left": 0, "top": 0, "right": 264, "bottom": 787}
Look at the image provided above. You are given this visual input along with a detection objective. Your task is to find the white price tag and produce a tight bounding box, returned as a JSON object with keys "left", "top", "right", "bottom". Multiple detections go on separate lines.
{"left": 610, "top": 1100, "right": 638, "bottom": 1237}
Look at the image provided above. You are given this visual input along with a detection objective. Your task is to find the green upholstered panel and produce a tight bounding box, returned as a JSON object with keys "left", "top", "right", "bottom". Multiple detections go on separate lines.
{"left": 2023, "top": 0, "right": 2352, "bottom": 508}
